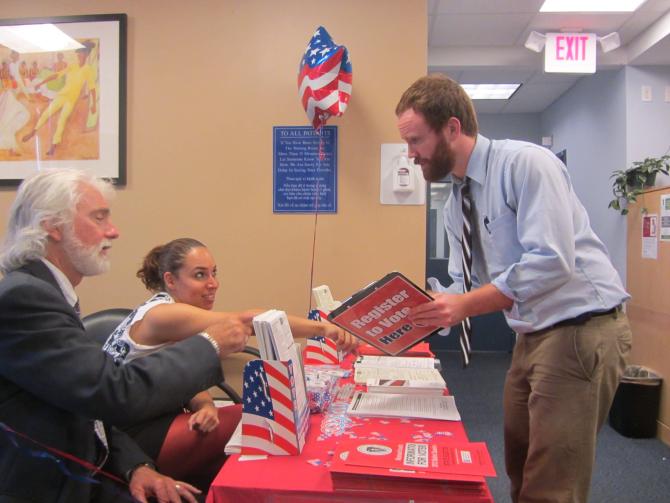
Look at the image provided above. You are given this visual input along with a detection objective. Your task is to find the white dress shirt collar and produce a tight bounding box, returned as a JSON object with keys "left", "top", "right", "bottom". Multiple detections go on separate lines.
{"left": 40, "top": 258, "right": 78, "bottom": 309}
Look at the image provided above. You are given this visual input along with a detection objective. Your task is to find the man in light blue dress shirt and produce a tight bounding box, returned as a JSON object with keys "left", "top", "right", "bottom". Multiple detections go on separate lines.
{"left": 396, "top": 75, "right": 632, "bottom": 503}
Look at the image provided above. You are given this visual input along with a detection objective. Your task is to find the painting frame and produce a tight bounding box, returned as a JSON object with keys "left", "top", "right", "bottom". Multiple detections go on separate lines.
{"left": 0, "top": 13, "right": 127, "bottom": 186}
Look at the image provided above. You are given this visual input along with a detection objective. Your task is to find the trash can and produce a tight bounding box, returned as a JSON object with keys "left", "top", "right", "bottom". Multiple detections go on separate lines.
{"left": 608, "top": 365, "right": 662, "bottom": 438}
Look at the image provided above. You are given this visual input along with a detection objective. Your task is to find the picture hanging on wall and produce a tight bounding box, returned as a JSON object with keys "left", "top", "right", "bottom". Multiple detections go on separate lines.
{"left": 0, "top": 13, "right": 127, "bottom": 185}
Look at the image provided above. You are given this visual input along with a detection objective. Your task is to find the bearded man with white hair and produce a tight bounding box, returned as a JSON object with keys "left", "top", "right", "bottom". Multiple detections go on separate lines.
{"left": 0, "top": 168, "right": 252, "bottom": 503}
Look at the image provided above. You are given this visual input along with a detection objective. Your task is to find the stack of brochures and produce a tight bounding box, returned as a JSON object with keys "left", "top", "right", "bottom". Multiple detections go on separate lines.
{"left": 346, "top": 355, "right": 458, "bottom": 421}
{"left": 347, "top": 390, "right": 460, "bottom": 421}
{"left": 330, "top": 439, "right": 496, "bottom": 483}
{"left": 353, "top": 355, "right": 446, "bottom": 387}
{"left": 253, "top": 309, "right": 295, "bottom": 360}
{"left": 251, "top": 309, "right": 308, "bottom": 413}
{"left": 365, "top": 378, "right": 445, "bottom": 395}
{"left": 232, "top": 310, "right": 310, "bottom": 455}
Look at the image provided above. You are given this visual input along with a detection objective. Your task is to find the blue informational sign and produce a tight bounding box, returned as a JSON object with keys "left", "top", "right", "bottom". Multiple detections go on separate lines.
{"left": 273, "top": 126, "right": 337, "bottom": 213}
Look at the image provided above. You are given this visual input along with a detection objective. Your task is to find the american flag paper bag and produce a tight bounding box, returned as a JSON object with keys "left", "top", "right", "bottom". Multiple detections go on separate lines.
{"left": 307, "top": 308, "right": 332, "bottom": 323}
{"left": 304, "top": 335, "right": 341, "bottom": 365}
{"left": 240, "top": 359, "right": 309, "bottom": 455}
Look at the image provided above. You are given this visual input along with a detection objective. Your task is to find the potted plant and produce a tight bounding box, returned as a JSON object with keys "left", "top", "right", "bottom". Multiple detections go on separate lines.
{"left": 608, "top": 155, "right": 670, "bottom": 215}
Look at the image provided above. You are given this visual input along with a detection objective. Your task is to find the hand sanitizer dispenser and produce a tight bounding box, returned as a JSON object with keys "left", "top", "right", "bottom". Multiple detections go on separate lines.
{"left": 380, "top": 143, "right": 426, "bottom": 205}
{"left": 393, "top": 155, "right": 415, "bottom": 193}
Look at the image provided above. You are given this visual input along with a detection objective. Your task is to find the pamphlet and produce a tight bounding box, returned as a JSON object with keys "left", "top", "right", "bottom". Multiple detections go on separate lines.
{"left": 347, "top": 391, "right": 460, "bottom": 421}
{"left": 355, "top": 355, "right": 441, "bottom": 369}
{"left": 328, "top": 272, "right": 440, "bottom": 356}
{"left": 354, "top": 366, "right": 446, "bottom": 385}
{"left": 249, "top": 310, "right": 310, "bottom": 454}
{"left": 253, "top": 309, "right": 294, "bottom": 360}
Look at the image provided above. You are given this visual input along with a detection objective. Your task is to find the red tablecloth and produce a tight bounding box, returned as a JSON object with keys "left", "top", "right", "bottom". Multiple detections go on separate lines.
{"left": 207, "top": 344, "right": 493, "bottom": 503}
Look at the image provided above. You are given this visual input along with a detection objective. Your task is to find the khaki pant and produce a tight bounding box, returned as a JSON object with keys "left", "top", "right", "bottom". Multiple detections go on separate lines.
{"left": 504, "top": 310, "right": 632, "bottom": 503}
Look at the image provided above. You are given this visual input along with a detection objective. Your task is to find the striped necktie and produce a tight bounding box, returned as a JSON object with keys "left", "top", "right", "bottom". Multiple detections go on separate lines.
{"left": 459, "top": 178, "right": 473, "bottom": 367}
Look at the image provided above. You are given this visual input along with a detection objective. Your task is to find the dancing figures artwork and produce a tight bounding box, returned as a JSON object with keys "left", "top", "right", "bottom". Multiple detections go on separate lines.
{"left": 0, "top": 14, "right": 126, "bottom": 185}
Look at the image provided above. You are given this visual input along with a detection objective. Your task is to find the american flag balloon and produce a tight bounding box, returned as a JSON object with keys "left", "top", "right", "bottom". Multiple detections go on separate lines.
{"left": 304, "top": 335, "right": 341, "bottom": 365}
{"left": 240, "top": 360, "right": 304, "bottom": 455}
{"left": 298, "top": 26, "right": 352, "bottom": 130}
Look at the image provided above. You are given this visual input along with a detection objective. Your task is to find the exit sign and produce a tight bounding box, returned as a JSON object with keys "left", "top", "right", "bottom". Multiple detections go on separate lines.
{"left": 545, "top": 33, "right": 597, "bottom": 73}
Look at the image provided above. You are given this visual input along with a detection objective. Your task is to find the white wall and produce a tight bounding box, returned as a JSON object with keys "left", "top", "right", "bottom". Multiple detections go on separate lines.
{"left": 474, "top": 65, "right": 670, "bottom": 288}
{"left": 478, "top": 113, "right": 542, "bottom": 144}
{"left": 625, "top": 65, "right": 670, "bottom": 188}
{"left": 541, "top": 70, "right": 629, "bottom": 282}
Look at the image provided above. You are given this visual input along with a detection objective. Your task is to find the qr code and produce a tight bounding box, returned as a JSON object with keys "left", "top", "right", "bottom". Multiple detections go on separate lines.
{"left": 460, "top": 450, "right": 472, "bottom": 464}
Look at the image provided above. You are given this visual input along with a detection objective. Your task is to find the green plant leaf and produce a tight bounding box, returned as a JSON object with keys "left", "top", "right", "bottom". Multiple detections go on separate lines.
{"left": 609, "top": 154, "right": 670, "bottom": 214}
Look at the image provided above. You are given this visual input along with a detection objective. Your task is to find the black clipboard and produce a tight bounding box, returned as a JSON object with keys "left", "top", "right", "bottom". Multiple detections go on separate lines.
{"left": 328, "top": 272, "right": 441, "bottom": 356}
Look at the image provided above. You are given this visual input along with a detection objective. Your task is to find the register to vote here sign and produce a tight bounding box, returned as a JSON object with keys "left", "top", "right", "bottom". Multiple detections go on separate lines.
{"left": 328, "top": 273, "right": 441, "bottom": 356}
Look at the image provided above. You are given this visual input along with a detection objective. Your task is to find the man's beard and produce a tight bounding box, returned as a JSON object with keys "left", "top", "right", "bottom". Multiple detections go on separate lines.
{"left": 418, "top": 134, "right": 455, "bottom": 182}
{"left": 62, "top": 227, "right": 112, "bottom": 277}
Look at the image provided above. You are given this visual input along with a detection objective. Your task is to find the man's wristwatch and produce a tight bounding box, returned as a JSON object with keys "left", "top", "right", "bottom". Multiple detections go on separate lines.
{"left": 125, "top": 461, "right": 155, "bottom": 482}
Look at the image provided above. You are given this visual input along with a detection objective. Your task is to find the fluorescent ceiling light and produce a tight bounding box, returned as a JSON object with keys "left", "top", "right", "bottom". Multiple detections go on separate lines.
{"left": 540, "top": 0, "right": 647, "bottom": 12}
{"left": 461, "top": 84, "right": 521, "bottom": 100}
{"left": 0, "top": 24, "right": 83, "bottom": 53}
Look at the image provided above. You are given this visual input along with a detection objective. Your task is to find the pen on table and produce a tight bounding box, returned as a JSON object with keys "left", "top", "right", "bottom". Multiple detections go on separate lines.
{"left": 351, "top": 391, "right": 362, "bottom": 410}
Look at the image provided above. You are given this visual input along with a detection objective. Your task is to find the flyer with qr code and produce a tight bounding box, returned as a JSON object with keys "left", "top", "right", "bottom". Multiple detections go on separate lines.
{"left": 330, "top": 440, "right": 496, "bottom": 481}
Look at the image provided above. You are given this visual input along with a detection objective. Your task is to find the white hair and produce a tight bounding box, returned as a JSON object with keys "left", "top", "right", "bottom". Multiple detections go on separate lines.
{"left": 0, "top": 168, "right": 115, "bottom": 274}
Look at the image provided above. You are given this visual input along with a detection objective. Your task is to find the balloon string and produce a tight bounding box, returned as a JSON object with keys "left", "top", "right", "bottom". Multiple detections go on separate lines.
{"left": 308, "top": 129, "right": 324, "bottom": 312}
{"left": 318, "top": 136, "right": 325, "bottom": 161}
{"left": 0, "top": 421, "right": 134, "bottom": 500}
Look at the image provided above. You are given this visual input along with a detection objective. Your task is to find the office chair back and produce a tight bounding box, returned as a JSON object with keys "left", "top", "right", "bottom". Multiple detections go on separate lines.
{"left": 82, "top": 308, "right": 132, "bottom": 346}
{"left": 214, "top": 340, "right": 261, "bottom": 403}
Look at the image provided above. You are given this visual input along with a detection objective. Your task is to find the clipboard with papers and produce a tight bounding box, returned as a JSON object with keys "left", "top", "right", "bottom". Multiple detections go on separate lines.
{"left": 327, "top": 272, "right": 441, "bottom": 356}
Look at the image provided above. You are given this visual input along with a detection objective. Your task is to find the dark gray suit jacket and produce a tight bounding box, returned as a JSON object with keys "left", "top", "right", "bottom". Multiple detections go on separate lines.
{"left": 0, "top": 261, "right": 223, "bottom": 502}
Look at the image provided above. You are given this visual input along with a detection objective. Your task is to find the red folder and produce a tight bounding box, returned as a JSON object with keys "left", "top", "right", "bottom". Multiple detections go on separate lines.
{"left": 330, "top": 439, "right": 496, "bottom": 482}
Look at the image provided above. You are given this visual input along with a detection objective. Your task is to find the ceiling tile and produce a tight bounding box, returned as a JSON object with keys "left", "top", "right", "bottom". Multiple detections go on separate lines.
{"left": 472, "top": 100, "right": 509, "bottom": 114}
{"left": 434, "top": 0, "right": 544, "bottom": 15}
{"left": 427, "top": 0, "right": 670, "bottom": 113}
{"left": 431, "top": 13, "right": 536, "bottom": 46}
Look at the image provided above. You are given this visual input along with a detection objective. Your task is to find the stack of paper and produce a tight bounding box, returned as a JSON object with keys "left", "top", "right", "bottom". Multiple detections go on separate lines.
{"left": 253, "top": 309, "right": 295, "bottom": 361}
{"left": 355, "top": 355, "right": 441, "bottom": 369}
{"left": 353, "top": 356, "right": 446, "bottom": 386}
{"left": 251, "top": 310, "right": 309, "bottom": 440}
{"left": 330, "top": 439, "right": 496, "bottom": 482}
{"left": 347, "top": 391, "right": 460, "bottom": 421}
{"left": 365, "top": 378, "right": 445, "bottom": 396}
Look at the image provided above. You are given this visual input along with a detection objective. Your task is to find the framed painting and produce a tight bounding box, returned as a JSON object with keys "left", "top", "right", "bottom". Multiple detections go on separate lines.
{"left": 0, "top": 13, "right": 127, "bottom": 185}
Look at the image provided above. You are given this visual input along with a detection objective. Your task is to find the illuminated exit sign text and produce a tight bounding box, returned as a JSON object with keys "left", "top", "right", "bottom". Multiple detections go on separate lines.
{"left": 545, "top": 33, "right": 597, "bottom": 73}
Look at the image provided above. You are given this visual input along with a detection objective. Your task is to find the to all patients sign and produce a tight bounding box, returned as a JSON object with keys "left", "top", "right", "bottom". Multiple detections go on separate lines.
{"left": 273, "top": 126, "right": 337, "bottom": 213}
{"left": 544, "top": 32, "right": 596, "bottom": 74}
